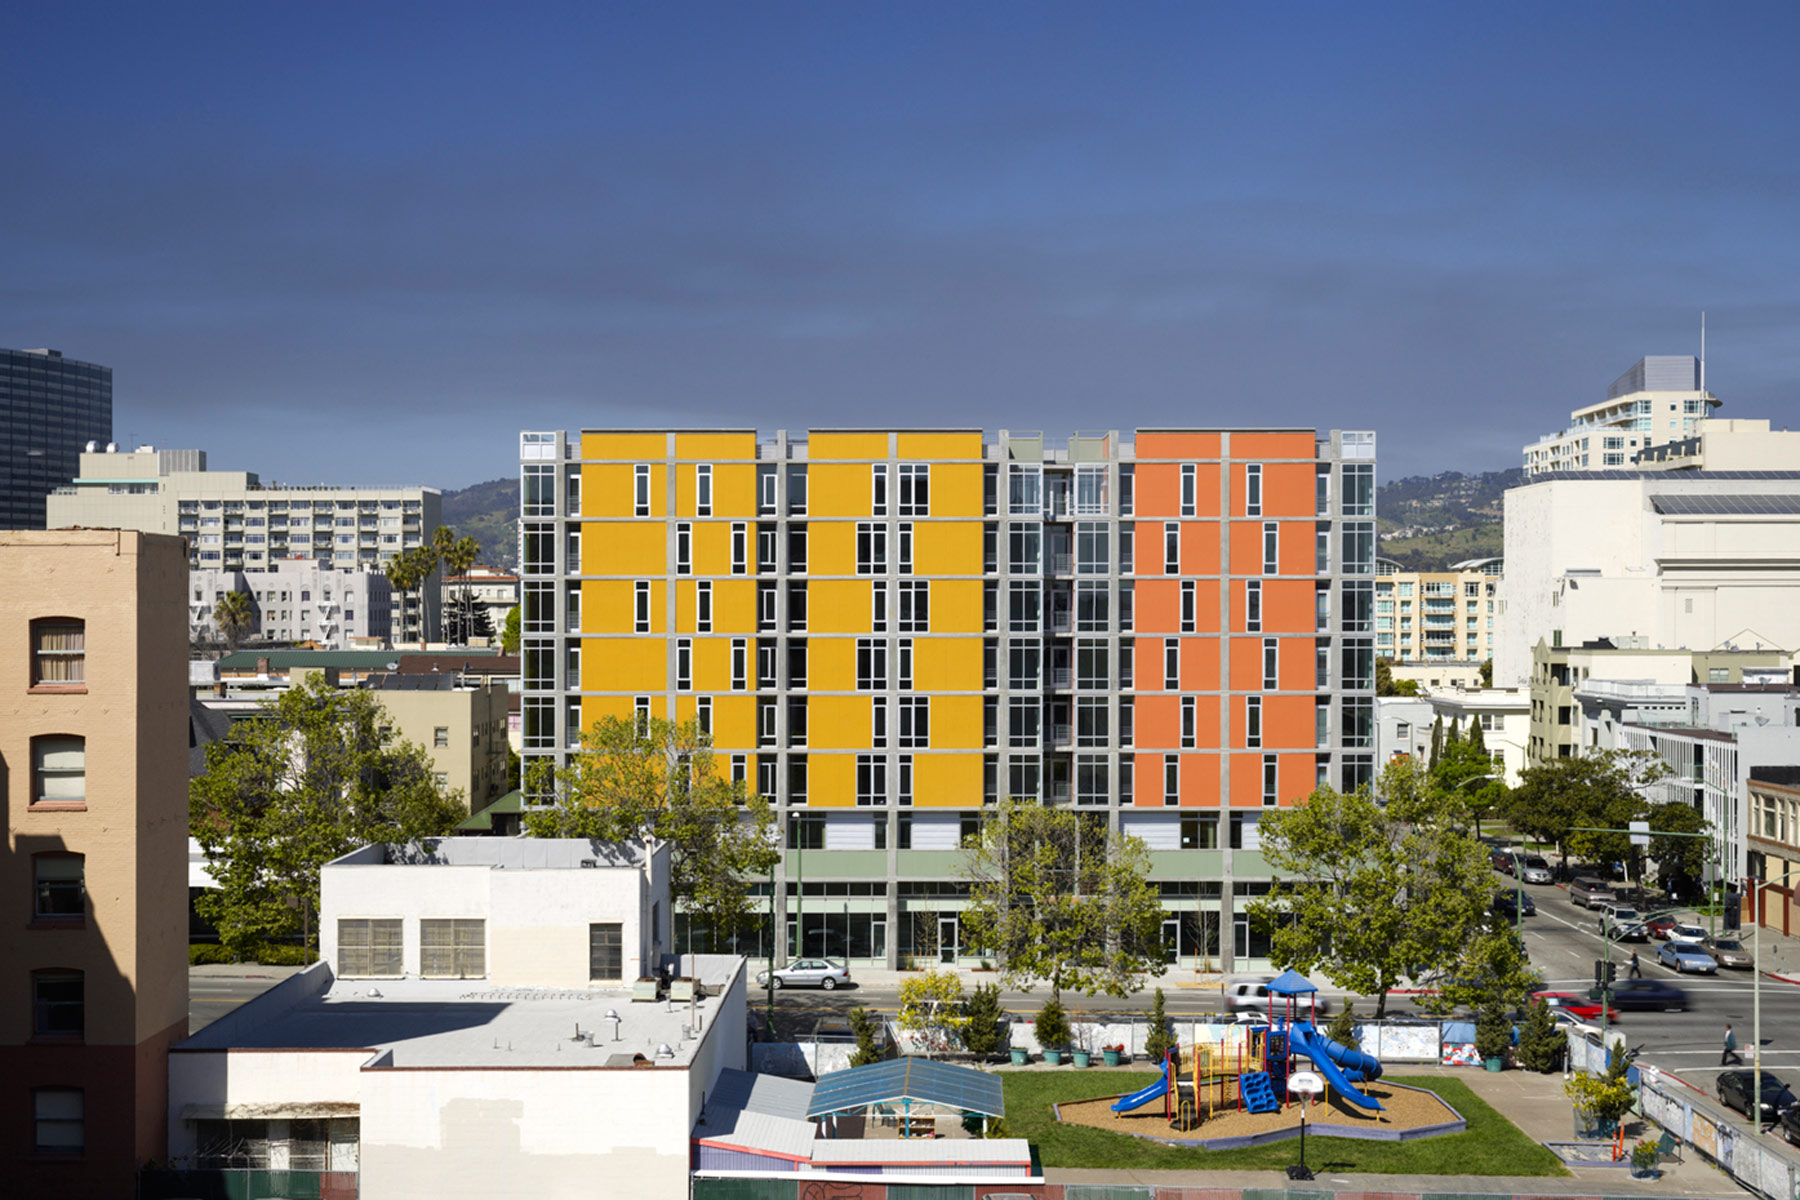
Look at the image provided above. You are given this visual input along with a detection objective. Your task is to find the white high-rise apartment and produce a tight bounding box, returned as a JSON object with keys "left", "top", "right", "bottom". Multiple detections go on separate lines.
{"left": 188, "top": 559, "right": 393, "bottom": 648}
{"left": 47, "top": 447, "right": 441, "bottom": 642}
{"left": 1522, "top": 355, "right": 1718, "bottom": 476}
{"left": 1374, "top": 557, "right": 1499, "bottom": 665}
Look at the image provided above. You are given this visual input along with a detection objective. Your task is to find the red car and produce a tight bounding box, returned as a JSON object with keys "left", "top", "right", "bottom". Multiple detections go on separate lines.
{"left": 1536, "top": 992, "right": 1621, "bottom": 1022}
{"left": 1644, "top": 915, "right": 1678, "bottom": 940}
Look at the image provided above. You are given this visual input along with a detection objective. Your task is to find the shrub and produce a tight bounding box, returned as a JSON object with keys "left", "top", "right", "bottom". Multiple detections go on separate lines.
{"left": 1142, "top": 987, "right": 1173, "bottom": 1063}
{"left": 1515, "top": 997, "right": 1563, "bottom": 1072}
{"left": 962, "top": 984, "right": 1007, "bottom": 1060}
{"left": 189, "top": 943, "right": 236, "bottom": 965}
{"left": 1630, "top": 1139, "right": 1659, "bottom": 1171}
{"left": 1474, "top": 1000, "right": 1512, "bottom": 1063}
{"left": 1325, "top": 1000, "right": 1357, "bottom": 1048}
{"left": 1035, "top": 997, "right": 1071, "bottom": 1051}
{"left": 254, "top": 944, "right": 318, "bottom": 966}
{"left": 1565, "top": 1067, "right": 1635, "bottom": 1125}
{"left": 848, "top": 1005, "right": 884, "bottom": 1067}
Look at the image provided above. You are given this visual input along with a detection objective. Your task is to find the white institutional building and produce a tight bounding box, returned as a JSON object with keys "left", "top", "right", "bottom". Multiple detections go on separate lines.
{"left": 1522, "top": 355, "right": 1718, "bottom": 476}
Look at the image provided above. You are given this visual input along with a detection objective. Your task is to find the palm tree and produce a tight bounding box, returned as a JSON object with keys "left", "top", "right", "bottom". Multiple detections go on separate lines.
{"left": 384, "top": 547, "right": 436, "bottom": 647}
{"left": 441, "top": 534, "right": 481, "bottom": 643}
{"left": 213, "top": 588, "right": 255, "bottom": 650}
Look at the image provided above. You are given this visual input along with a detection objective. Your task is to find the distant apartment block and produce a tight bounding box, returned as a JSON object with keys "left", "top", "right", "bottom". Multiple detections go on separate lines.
{"left": 0, "top": 348, "right": 112, "bottom": 530}
{"left": 1635, "top": 417, "right": 1800, "bottom": 471}
{"left": 1496, "top": 469, "right": 1800, "bottom": 688}
{"left": 47, "top": 447, "right": 441, "bottom": 641}
{"left": 1374, "top": 557, "right": 1499, "bottom": 664}
{"left": 519, "top": 426, "right": 1378, "bottom": 973}
{"left": 189, "top": 558, "right": 393, "bottom": 648}
{"left": 441, "top": 565, "right": 518, "bottom": 637}
{"left": 1522, "top": 355, "right": 1717, "bottom": 476}
{"left": 1, "top": 530, "right": 189, "bottom": 1195}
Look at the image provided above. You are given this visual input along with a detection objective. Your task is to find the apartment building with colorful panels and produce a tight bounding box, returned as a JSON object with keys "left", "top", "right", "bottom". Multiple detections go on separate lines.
{"left": 518, "top": 427, "right": 1377, "bottom": 974}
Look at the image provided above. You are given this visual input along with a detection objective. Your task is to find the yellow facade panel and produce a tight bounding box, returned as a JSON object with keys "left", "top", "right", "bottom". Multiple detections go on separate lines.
{"left": 586, "top": 520, "right": 666, "bottom": 576}
{"left": 912, "top": 753, "right": 982, "bottom": 806}
{"left": 810, "top": 636, "right": 858, "bottom": 692}
{"left": 911, "top": 521, "right": 982, "bottom": 576}
{"left": 808, "top": 752, "right": 857, "bottom": 808}
{"left": 808, "top": 579, "right": 870, "bottom": 635}
{"left": 583, "top": 463, "right": 641, "bottom": 519}
{"left": 693, "top": 521, "right": 735, "bottom": 575}
{"left": 714, "top": 580, "right": 756, "bottom": 633}
{"left": 579, "top": 695, "right": 636, "bottom": 735}
{"left": 714, "top": 463, "right": 757, "bottom": 517}
{"left": 897, "top": 432, "right": 982, "bottom": 459}
{"left": 811, "top": 432, "right": 890, "bottom": 460}
{"left": 673, "top": 432, "right": 757, "bottom": 461}
{"left": 808, "top": 695, "right": 872, "bottom": 750}
{"left": 582, "top": 432, "right": 667, "bottom": 461}
{"left": 808, "top": 520, "right": 859, "bottom": 577}
{"left": 583, "top": 580, "right": 637, "bottom": 634}
{"left": 692, "top": 637, "right": 733, "bottom": 691}
{"left": 711, "top": 695, "right": 757, "bottom": 751}
{"left": 929, "top": 579, "right": 984, "bottom": 634}
{"left": 585, "top": 637, "right": 666, "bottom": 693}
{"left": 809, "top": 462, "right": 874, "bottom": 519}
{"left": 929, "top": 695, "right": 985, "bottom": 750}
{"left": 912, "top": 636, "right": 982, "bottom": 691}
{"left": 930, "top": 462, "right": 984, "bottom": 518}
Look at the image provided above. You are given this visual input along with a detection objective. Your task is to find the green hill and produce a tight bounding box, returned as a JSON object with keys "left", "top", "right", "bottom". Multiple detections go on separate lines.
{"left": 1375, "top": 468, "right": 1518, "bottom": 572}
{"left": 442, "top": 477, "right": 519, "bottom": 569}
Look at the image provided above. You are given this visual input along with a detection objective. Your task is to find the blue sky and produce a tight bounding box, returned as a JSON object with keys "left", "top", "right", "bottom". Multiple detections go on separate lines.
{"left": 4, "top": 2, "right": 1799, "bottom": 491}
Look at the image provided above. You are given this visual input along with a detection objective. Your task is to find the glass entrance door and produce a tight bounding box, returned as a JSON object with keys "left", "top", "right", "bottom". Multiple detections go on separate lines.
{"left": 938, "top": 916, "right": 959, "bottom": 963}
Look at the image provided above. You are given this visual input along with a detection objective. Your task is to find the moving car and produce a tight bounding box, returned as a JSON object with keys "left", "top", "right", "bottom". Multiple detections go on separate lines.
{"left": 1718, "top": 1070, "right": 1796, "bottom": 1121}
{"left": 756, "top": 959, "right": 852, "bottom": 990}
{"left": 1599, "top": 905, "right": 1645, "bottom": 940}
{"left": 1224, "top": 979, "right": 1331, "bottom": 1016}
{"left": 1536, "top": 992, "right": 1620, "bottom": 1022}
{"left": 1519, "top": 855, "right": 1554, "bottom": 884}
{"left": 1779, "top": 1103, "right": 1800, "bottom": 1146}
{"left": 1708, "top": 938, "right": 1754, "bottom": 970}
{"left": 1493, "top": 891, "right": 1536, "bottom": 918}
{"left": 1657, "top": 941, "right": 1718, "bottom": 974}
{"left": 1569, "top": 877, "right": 1615, "bottom": 909}
{"left": 1644, "top": 915, "right": 1679, "bottom": 940}
{"left": 1607, "top": 978, "right": 1690, "bottom": 1012}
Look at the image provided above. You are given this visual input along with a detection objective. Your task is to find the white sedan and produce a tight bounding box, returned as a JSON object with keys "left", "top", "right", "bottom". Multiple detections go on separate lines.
{"left": 757, "top": 959, "right": 852, "bottom": 990}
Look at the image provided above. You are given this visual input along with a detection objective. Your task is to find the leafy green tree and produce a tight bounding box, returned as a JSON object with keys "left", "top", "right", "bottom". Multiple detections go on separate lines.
{"left": 961, "top": 983, "right": 1007, "bottom": 1060}
{"left": 898, "top": 969, "right": 968, "bottom": 1058}
{"left": 1466, "top": 718, "right": 1487, "bottom": 757}
{"left": 1478, "top": 658, "right": 1494, "bottom": 687}
{"left": 1428, "top": 715, "right": 1444, "bottom": 769}
{"left": 190, "top": 675, "right": 465, "bottom": 958}
{"left": 1474, "top": 999, "right": 1512, "bottom": 1064}
{"left": 1143, "top": 987, "right": 1174, "bottom": 1063}
{"left": 1501, "top": 751, "right": 1665, "bottom": 871}
{"left": 958, "top": 798, "right": 1165, "bottom": 1002}
{"left": 1249, "top": 757, "right": 1492, "bottom": 1017}
{"left": 1425, "top": 924, "right": 1539, "bottom": 1014}
{"left": 1375, "top": 657, "right": 1419, "bottom": 697}
{"left": 212, "top": 587, "right": 255, "bottom": 649}
{"left": 848, "top": 1005, "right": 884, "bottom": 1067}
{"left": 384, "top": 545, "right": 438, "bottom": 644}
{"left": 1444, "top": 717, "right": 1463, "bottom": 750}
{"left": 500, "top": 605, "right": 520, "bottom": 654}
{"left": 524, "top": 715, "right": 778, "bottom": 952}
{"left": 1648, "top": 800, "right": 1710, "bottom": 883}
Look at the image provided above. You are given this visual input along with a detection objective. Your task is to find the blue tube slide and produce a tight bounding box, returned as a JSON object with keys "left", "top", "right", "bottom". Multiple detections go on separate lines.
{"left": 1286, "top": 1025, "right": 1385, "bottom": 1111}
{"left": 1111, "top": 1060, "right": 1173, "bottom": 1112}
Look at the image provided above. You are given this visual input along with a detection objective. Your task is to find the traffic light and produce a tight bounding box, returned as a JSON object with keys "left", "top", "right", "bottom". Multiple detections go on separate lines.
{"left": 1606, "top": 961, "right": 1617, "bottom": 983}
{"left": 1724, "top": 890, "right": 1742, "bottom": 931}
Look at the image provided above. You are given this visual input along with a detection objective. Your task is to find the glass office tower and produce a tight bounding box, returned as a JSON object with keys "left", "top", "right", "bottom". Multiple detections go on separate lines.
{"left": 0, "top": 348, "right": 113, "bottom": 529}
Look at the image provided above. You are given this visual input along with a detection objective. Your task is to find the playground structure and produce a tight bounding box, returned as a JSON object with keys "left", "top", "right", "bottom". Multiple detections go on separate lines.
{"left": 1109, "top": 968, "right": 1387, "bottom": 1131}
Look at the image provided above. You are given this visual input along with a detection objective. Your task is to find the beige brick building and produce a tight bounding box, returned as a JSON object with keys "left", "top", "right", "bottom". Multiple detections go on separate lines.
{"left": 1, "top": 530, "right": 189, "bottom": 1196}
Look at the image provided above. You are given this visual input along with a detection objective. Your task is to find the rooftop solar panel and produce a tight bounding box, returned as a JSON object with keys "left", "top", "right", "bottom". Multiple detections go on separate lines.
{"left": 1650, "top": 494, "right": 1800, "bottom": 516}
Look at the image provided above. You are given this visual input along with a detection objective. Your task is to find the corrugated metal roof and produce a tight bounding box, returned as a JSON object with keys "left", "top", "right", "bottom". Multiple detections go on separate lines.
{"left": 709, "top": 1068, "right": 814, "bottom": 1121}
{"left": 808, "top": 1138, "right": 1032, "bottom": 1165}
{"left": 694, "top": 1109, "right": 816, "bottom": 1161}
{"left": 807, "top": 1057, "right": 1004, "bottom": 1119}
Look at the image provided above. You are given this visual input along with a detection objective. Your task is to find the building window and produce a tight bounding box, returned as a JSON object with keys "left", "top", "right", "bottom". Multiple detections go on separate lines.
{"left": 634, "top": 695, "right": 653, "bottom": 734}
{"left": 1008, "top": 697, "right": 1040, "bottom": 747}
{"left": 1263, "top": 753, "right": 1279, "bottom": 806}
{"left": 1075, "top": 753, "right": 1108, "bottom": 804}
{"left": 32, "top": 969, "right": 83, "bottom": 1037}
{"left": 420, "top": 918, "right": 486, "bottom": 979}
{"left": 897, "top": 753, "right": 913, "bottom": 805}
{"left": 731, "top": 638, "right": 748, "bottom": 690}
{"left": 1009, "top": 523, "right": 1041, "bottom": 574}
{"left": 1245, "top": 579, "right": 1262, "bottom": 632}
{"left": 33, "top": 1088, "right": 83, "bottom": 1155}
{"left": 1075, "top": 522, "right": 1109, "bottom": 575}
{"left": 33, "top": 854, "right": 84, "bottom": 920}
{"left": 31, "top": 736, "right": 85, "bottom": 809}
{"left": 338, "top": 919, "right": 403, "bottom": 977}
{"left": 897, "top": 580, "right": 929, "bottom": 632}
{"left": 871, "top": 464, "right": 889, "bottom": 516}
{"left": 898, "top": 696, "right": 930, "bottom": 748}
{"left": 1263, "top": 637, "right": 1279, "bottom": 689}
{"left": 856, "top": 753, "right": 887, "bottom": 805}
{"left": 1181, "top": 696, "right": 1197, "bottom": 748}
{"left": 897, "top": 463, "right": 930, "bottom": 516}
{"left": 1180, "top": 581, "right": 1196, "bottom": 632}
{"left": 633, "top": 580, "right": 653, "bottom": 634}
{"left": 1163, "top": 522, "right": 1180, "bottom": 574}
{"left": 872, "top": 584, "right": 888, "bottom": 632}
{"left": 897, "top": 522, "right": 913, "bottom": 574}
{"left": 1245, "top": 463, "right": 1263, "bottom": 517}
{"left": 1164, "top": 639, "right": 1179, "bottom": 689}
{"left": 695, "top": 464, "right": 713, "bottom": 516}
{"left": 589, "top": 923, "right": 624, "bottom": 981}
{"left": 696, "top": 695, "right": 713, "bottom": 736}
{"left": 676, "top": 523, "right": 692, "bottom": 575}
{"left": 1164, "top": 754, "right": 1180, "bottom": 806}
{"left": 1263, "top": 522, "right": 1279, "bottom": 573}
{"left": 1075, "top": 580, "right": 1108, "bottom": 631}
{"left": 1008, "top": 581, "right": 1041, "bottom": 632}
{"left": 1076, "top": 696, "right": 1108, "bottom": 746}
{"left": 696, "top": 580, "right": 713, "bottom": 632}
{"left": 522, "top": 463, "right": 556, "bottom": 517}
{"left": 676, "top": 638, "right": 693, "bottom": 691}
{"left": 1180, "top": 463, "right": 1197, "bottom": 517}
{"left": 634, "top": 464, "right": 652, "bottom": 517}
{"left": 1075, "top": 638, "right": 1108, "bottom": 690}
{"left": 1009, "top": 465, "right": 1042, "bottom": 514}
{"left": 897, "top": 638, "right": 913, "bottom": 689}
{"left": 872, "top": 696, "right": 888, "bottom": 748}
{"left": 31, "top": 619, "right": 85, "bottom": 688}
{"left": 855, "top": 522, "right": 888, "bottom": 575}
{"left": 731, "top": 523, "right": 747, "bottom": 574}
{"left": 1246, "top": 696, "right": 1262, "bottom": 748}
{"left": 856, "top": 638, "right": 887, "bottom": 690}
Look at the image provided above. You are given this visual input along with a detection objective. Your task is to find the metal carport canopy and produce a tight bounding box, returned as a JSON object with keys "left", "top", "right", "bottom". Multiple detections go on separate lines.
{"left": 805, "top": 1056, "right": 1005, "bottom": 1119}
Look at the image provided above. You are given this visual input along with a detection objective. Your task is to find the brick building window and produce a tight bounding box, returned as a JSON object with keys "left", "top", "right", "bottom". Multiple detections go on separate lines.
{"left": 31, "top": 619, "right": 85, "bottom": 688}
{"left": 34, "top": 854, "right": 84, "bottom": 920}
{"left": 31, "top": 736, "right": 85, "bottom": 809}
{"left": 33, "top": 1088, "right": 84, "bottom": 1155}
{"left": 32, "top": 969, "right": 83, "bottom": 1037}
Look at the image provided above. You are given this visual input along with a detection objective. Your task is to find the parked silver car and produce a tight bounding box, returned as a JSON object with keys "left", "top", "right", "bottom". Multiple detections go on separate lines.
{"left": 1518, "top": 855, "right": 1554, "bottom": 884}
{"left": 757, "top": 959, "right": 852, "bottom": 990}
{"left": 1707, "top": 938, "right": 1754, "bottom": 970}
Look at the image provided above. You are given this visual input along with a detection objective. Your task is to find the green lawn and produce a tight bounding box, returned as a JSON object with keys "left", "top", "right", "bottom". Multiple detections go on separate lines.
{"left": 1002, "top": 1070, "right": 1567, "bottom": 1176}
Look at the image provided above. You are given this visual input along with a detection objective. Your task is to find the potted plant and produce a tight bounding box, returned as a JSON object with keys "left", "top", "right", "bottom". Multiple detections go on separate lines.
{"left": 961, "top": 984, "right": 1007, "bottom": 1064}
{"left": 1071, "top": 1024, "right": 1092, "bottom": 1069}
{"left": 1565, "top": 1066, "right": 1635, "bottom": 1139}
{"left": 1103, "top": 1043, "right": 1125, "bottom": 1067}
{"left": 1629, "top": 1138, "right": 1660, "bottom": 1180}
{"left": 1036, "top": 998, "right": 1070, "bottom": 1066}
{"left": 1474, "top": 1001, "right": 1512, "bottom": 1072}
{"left": 1009, "top": 1045, "right": 1030, "bottom": 1066}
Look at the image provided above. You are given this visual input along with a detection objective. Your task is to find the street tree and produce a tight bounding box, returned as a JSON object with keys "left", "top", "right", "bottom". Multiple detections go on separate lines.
{"left": 190, "top": 674, "right": 465, "bottom": 958}
{"left": 213, "top": 588, "right": 255, "bottom": 649}
{"left": 897, "top": 969, "right": 968, "bottom": 1059}
{"left": 1420, "top": 924, "right": 1539, "bottom": 1015}
{"left": 1500, "top": 750, "right": 1666, "bottom": 872}
{"left": 1249, "top": 756, "right": 1492, "bottom": 1017}
{"left": 957, "top": 798, "right": 1165, "bottom": 1003}
{"left": 500, "top": 605, "right": 520, "bottom": 653}
{"left": 524, "top": 715, "right": 779, "bottom": 952}
{"left": 1648, "top": 800, "right": 1711, "bottom": 886}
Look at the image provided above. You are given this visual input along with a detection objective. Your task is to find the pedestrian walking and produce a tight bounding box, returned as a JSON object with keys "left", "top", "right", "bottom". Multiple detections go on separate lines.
{"left": 1723, "top": 1023, "right": 1742, "bottom": 1067}
{"left": 1628, "top": 950, "right": 1641, "bottom": 979}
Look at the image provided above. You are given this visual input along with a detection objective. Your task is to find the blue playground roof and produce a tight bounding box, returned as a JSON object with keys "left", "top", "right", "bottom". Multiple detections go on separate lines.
{"left": 806, "top": 1056, "right": 1005, "bottom": 1119}
{"left": 1267, "top": 968, "right": 1319, "bottom": 995}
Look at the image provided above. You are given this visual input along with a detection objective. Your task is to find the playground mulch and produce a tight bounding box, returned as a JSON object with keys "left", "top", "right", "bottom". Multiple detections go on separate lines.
{"left": 1057, "top": 1081, "right": 1457, "bottom": 1142}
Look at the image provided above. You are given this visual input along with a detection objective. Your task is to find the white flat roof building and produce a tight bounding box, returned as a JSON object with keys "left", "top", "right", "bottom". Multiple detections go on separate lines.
{"left": 1522, "top": 355, "right": 1718, "bottom": 477}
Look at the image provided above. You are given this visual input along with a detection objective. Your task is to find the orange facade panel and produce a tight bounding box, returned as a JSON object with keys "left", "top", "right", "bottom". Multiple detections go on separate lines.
{"left": 1265, "top": 694, "right": 1316, "bottom": 749}
{"left": 1263, "top": 579, "right": 1316, "bottom": 635}
{"left": 1228, "top": 753, "right": 1266, "bottom": 807}
{"left": 1178, "top": 635, "right": 1220, "bottom": 693}
{"left": 1179, "top": 521, "right": 1221, "bottom": 577}
{"left": 1228, "top": 431, "right": 1316, "bottom": 460}
{"left": 1261, "top": 462, "right": 1316, "bottom": 519}
{"left": 1136, "top": 431, "right": 1221, "bottom": 460}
